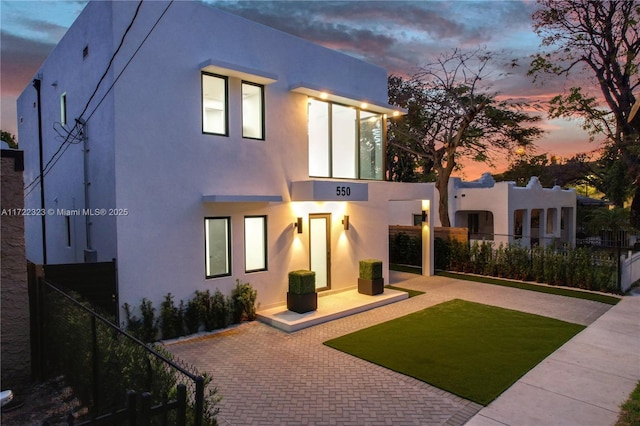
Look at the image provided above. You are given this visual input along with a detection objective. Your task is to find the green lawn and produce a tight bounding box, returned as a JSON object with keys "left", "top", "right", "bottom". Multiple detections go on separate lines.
{"left": 324, "top": 299, "right": 585, "bottom": 405}
{"left": 385, "top": 285, "right": 425, "bottom": 298}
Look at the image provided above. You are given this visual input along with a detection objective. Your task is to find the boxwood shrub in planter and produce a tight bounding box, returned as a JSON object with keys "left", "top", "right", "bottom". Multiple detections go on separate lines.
{"left": 358, "top": 259, "right": 384, "bottom": 295}
{"left": 287, "top": 270, "right": 317, "bottom": 313}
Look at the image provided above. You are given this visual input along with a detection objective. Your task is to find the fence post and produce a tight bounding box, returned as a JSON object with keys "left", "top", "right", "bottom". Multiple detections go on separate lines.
{"left": 91, "top": 315, "right": 100, "bottom": 414}
{"left": 140, "top": 392, "right": 152, "bottom": 426}
{"left": 173, "top": 384, "right": 185, "bottom": 426}
{"left": 126, "top": 390, "right": 137, "bottom": 426}
{"left": 194, "top": 376, "right": 205, "bottom": 426}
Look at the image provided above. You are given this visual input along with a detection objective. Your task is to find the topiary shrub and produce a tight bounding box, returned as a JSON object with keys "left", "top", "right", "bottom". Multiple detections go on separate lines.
{"left": 359, "top": 259, "right": 383, "bottom": 280}
{"left": 288, "top": 270, "right": 316, "bottom": 294}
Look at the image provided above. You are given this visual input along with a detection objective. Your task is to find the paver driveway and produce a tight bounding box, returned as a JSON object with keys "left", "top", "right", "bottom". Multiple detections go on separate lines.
{"left": 165, "top": 273, "right": 611, "bottom": 425}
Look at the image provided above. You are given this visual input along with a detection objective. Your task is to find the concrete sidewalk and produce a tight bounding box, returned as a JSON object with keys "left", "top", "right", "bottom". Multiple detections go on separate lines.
{"left": 466, "top": 295, "right": 640, "bottom": 426}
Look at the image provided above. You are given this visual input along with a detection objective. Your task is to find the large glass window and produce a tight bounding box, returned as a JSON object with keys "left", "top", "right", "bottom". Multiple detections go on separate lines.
{"left": 332, "top": 104, "right": 357, "bottom": 178}
{"left": 308, "top": 99, "right": 330, "bottom": 177}
{"left": 202, "top": 73, "right": 228, "bottom": 135}
{"left": 244, "top": 216, "right": 267, "bottom": 272}
{"left": 242, "top": 82, "right": 265, "bottom": 140}
{"left": 205, "top": 217, "right": 231, "bottom": 278}
{"left": 359, "top": 111, "right": 384, "bottom": 179}
{"left": 308, "top": 99, "right": 385, "bottom": 180}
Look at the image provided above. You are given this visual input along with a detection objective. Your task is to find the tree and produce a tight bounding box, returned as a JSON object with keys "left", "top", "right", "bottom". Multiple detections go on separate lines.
{"left": 1, "top": 130, "right": 17, "bottom": 149}
{"left": 529, "top": 0, "right": 640, "bottom": 222}
{"left": 388, "top": 49, "right": 543, "bottom": 226}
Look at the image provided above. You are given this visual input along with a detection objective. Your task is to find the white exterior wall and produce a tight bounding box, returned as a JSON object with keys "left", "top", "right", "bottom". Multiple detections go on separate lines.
{"left": 18, "top": 1, "right": 435, "bottom": 311}
{"left": 18, "top": 1, "right": 118, "bottom": 264}
{"left": 448, "top": 176, "right": 576, "bottom": 248}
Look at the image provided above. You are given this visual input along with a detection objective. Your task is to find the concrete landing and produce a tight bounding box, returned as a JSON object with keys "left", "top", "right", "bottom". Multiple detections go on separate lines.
{"left": 257, "top": 288, "right": 408, "bottom": 332}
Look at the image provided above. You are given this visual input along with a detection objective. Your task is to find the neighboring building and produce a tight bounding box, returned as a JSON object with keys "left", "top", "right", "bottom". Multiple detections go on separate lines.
{"left": 448, "top": 173, "right": 577, "bottom": 248}
{"left": 1, "top": 146, "right": 31, "bottom": 387}
{"left": 17, "top": 1, "right": 434, "bottom": 312}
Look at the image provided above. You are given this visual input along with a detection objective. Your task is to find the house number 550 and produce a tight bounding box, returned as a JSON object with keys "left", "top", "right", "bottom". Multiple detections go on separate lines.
{"left": 336, "top": 186, "right": 351, "bottom": 197}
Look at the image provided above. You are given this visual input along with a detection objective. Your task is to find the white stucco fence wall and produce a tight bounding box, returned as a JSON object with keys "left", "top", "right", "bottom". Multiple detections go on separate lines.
{"left": 621, "top": 251, "right": 640, "bottom": 292}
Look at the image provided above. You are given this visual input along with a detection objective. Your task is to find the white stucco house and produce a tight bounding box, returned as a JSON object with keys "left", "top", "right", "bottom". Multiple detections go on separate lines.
{"left": 17, "top": 1, "right": 435, "bottom": 312}
{"left": 448, "top": 173, "right": 576, "bottom": 248}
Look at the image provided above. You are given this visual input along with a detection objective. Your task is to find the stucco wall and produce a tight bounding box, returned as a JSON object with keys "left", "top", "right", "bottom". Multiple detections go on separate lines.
{"left": 1, "top": 150, "right": 31, "bottom": 387}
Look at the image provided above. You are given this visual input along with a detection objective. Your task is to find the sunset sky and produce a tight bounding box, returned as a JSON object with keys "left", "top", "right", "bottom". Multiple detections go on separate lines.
{"left": 1, "top": 0, "right": 597, "bottom": 179}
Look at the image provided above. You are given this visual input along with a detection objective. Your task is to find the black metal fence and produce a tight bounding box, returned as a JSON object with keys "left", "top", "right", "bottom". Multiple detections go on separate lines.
{"left": 31, "top": 278, "right": 214, "bottom": 425}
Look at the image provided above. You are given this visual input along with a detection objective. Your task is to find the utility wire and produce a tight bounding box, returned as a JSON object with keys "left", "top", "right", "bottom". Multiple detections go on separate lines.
{"left": 24, "top": 0, "right": 174, "bottom": 196}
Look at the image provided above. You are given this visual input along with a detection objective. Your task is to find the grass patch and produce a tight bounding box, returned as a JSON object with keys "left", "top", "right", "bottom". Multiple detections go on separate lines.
{"left": 385, "top": 285, "right": 425, "bottom": 298}
{"left": 617, "top": 381, "right": 640, "bottom": 426}
{"left": 324, "top": 299, "right": 584, "bottom": 405}
{"left": 437, "top": 271, "right": 620, "bottom": 305}
{"left": 390, "top": 264, "right": 422, "bottom": 274}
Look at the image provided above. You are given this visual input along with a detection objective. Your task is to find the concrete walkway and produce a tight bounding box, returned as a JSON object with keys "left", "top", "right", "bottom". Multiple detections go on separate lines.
{"left": 165, "top": 273, "right": 638, "bottom": 425}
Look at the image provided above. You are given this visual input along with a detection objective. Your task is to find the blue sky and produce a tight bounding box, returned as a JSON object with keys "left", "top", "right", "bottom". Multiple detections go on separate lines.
{"left": 1, "top": 0, "right": 593, "bottom": 178}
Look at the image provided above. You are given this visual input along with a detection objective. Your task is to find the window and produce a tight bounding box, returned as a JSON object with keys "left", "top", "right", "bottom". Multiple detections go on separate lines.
{"left": 65, "top": 215, "right": 71, "bottom": 247}
{"left": 205, "top": 217, "right": 231, "bottom": 278}
{"left": 307, "top": 99, "right": 385, "bottom": 180}
{"left": 468, "top": 213, "right": 479, "bottom": 234}
{"left": 359, "top": 111, "right": 384, "bottom": 180}
{"left": 244, "top": 216, "right": 267, "bottom": 272}
{"left": 242, "top": 82, "right": 264, "bottom": 139}
{"left": 202, "top": 73, "right": 228, "bottom": 135}
{"left": 308, "top": 99, "right": 330, "bottom": 177}
{"left": 60, "top": 92, "right": 67, "bottom": 126}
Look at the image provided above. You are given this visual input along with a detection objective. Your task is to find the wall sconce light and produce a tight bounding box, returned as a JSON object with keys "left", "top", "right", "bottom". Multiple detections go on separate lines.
{"left": 342, "top": 215, "right": 350, "bottom": 230}
{"left": 295, "top": 217, "right": 303, "bottom": 233}
{"left": 422, "top": 210, "right": 428, "bottom": 223}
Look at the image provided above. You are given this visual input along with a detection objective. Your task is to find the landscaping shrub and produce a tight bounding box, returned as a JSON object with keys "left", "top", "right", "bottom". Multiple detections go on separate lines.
{"left": 389, "top": 232, "right": 421, "bottom": 266}
{"left": 159, "top": 293, "right": 184, "bottom": 340}
{"left": 435, "top": 239, "right": 618, "bottom": 293}
{"left": 46, "top": 288, "right": 220, "bottom": 424}
{"left": 124, "top": 281, "right": 258, "bottom": 341}
{"left": 123, "top": 298, "right": 158, "bottom": 343}
{"left": 231, "top": 279, "right": 258, "bottom": 322}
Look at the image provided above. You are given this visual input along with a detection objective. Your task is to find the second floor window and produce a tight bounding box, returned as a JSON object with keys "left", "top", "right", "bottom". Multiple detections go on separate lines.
{"left": 242, "top": 82, "right": 265, "bottom": 140}
{"left": 202, "top": 73, "right": 228, "bottom": 135}
{"left": 308, "top": 99, "right": 384, "bottom": 180}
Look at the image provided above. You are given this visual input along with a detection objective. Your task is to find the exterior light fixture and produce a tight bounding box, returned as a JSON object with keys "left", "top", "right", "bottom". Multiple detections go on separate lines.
{"left": 421, "top": 211, "right": 428, "bottom": 223}
{"left": 320, "top": 92, "right": 328, "bottom": 99}
{"left": 342, "top": 215, "right": 350, "bottom": 230}
{"left": 295, "top": 217, "right": 303, "bottom": 233}
{"left": 393, "top": 111, "right": 400, "bottom": 117}
{"left": 361, "top": 102, "right": 368, "bottom": 109}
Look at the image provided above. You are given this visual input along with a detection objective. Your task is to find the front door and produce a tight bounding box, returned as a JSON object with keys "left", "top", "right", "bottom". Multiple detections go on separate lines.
{"left": 309, "top": 214, "right": 331, "bottom": 290}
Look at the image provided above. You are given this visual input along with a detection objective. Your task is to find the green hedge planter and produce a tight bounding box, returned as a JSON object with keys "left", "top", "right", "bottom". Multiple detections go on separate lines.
{"left": 287, "top": 270, "right": 317, "bottom": 313}
{"left": 358, "top": 259, "right": 384, "bottom": 296}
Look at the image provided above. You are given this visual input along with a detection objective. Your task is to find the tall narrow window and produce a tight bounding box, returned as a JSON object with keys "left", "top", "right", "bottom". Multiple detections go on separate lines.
{"left": 202, "top": 73, "right": 228, "bottom": 135}
{"left": 332, "top": 104, "right": 357, "bottom": 178}
{"left": 308, "top": 99, "right": 330, "bottom": 177}
{"left": 359, "top": 111, "right": 383, "bottom": 180}
{"left": 244, "top": 216, "right": 267, "bottom": 272}
{"left": 242, "top": 82, "right": 264, "bottom": 140}
{"left": 205, "top": 217, "right": 231, "bottom": 278}
{"left": 65, "top": 215, "right": 71, "bottom": 247}
{"left": 60, "top": 92, "right": 67, "bottom": 126}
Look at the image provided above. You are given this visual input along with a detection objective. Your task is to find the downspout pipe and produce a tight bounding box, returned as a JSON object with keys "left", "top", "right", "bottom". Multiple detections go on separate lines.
{"left": 33, "top": 78, "right": 47, "bottom": 264}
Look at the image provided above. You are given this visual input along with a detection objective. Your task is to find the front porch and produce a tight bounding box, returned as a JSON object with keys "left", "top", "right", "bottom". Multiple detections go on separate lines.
{"left": 257, "top": 286, "right": 408, "bottom": 332}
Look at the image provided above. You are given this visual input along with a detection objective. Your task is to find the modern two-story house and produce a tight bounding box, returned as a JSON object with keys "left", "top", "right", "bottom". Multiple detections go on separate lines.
{"left": 18, "top": 0, "right": 435, "bottom": 312}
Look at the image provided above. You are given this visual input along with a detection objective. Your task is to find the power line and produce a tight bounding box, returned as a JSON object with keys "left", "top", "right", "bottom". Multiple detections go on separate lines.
{"left": 24, "top": 0, "right": 174, "bottom": 196}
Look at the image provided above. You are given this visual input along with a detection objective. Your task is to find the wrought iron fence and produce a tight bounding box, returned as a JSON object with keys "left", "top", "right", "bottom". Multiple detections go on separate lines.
{"left": 32, "top": 278, "right": 216, "bottom": 425}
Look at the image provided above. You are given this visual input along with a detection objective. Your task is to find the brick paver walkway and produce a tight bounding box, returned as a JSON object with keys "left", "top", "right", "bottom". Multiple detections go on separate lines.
{"left": 166, "top": 274, "right": 611, "bottom": 425}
